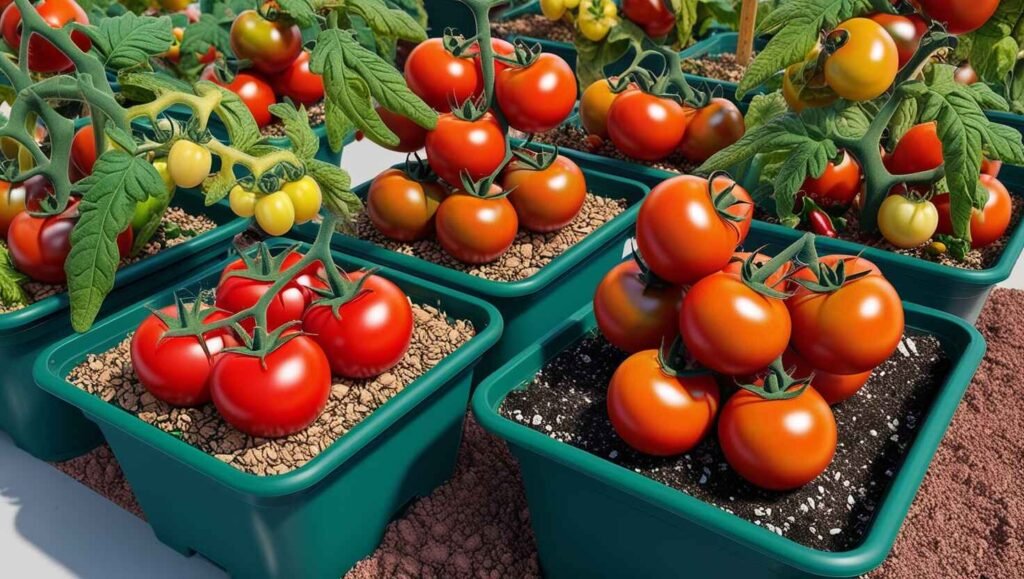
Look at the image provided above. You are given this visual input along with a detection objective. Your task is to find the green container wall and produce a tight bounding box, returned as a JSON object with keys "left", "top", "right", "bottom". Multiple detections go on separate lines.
{"left": 0, "top": 192, "right": 247, "bottom": 461}
{"left": 678, "top": 32, "right": 770, "bottom": 101}
{"left": 473, "top": 301, "right": 986, "bottom": 578}
{"left": 33, "top": 239, "right": 502, "bottom": 579}
{"left": 296, "top": 162, "right": 647, "bottom": 381}
{"left": 425, "top": 0, "right": 485, "bottom": 36}
{"left": 988, "top": 110, "right": 1024, "bottom": 134}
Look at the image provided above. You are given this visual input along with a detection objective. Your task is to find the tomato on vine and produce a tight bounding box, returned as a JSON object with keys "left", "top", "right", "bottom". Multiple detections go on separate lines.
{"left": 782, "top": 348, "right": 871, "bottom": 406}
{"left": 275, "top": 51, "right": 324, "bottom": 106}
{"left": 878, "top": 193, "right": 939, "bottom": 249}
{"left": 71, "top": 125, "right": 97, "bottom": 179}
{"left": 501, "top": 154, "right": 586, "bottom": 232}
{"left": 496, "top": 53, "right": 577, "bottom": 134}
{"left": 868, "top": 13, "right": 926, "bottom": 69}
{"left": 215, "top": 251, "right": 312, "bottom": 332}
{"left": 204, "top": 69, "right": 276, "bottom": 127}
{"left": 282, "top": 176, "right": 323, "bottom": 224}
{"left": 229, "top": 9, "right": 302, "bottom": 74}
{"left": 580, "top": 78, "right": 633, "bottom": 139}
{"left": 887, "top": 122, "right": 943, "bottom": 177}
{"left": 917, "top": 0, "right": 998, "bottom": 34}
{"left": 367, "top": 167, "right": 445, "bottom": 241}
{"left": 678, "top": 98, "right": 745, "bottom": 163}
{"left": 593, "top": 258, "right": 680, "bottom": 353}
{"left": 1, "top": 0, "right": 91, "bottom": 74}
{"left": 798, "top": 150, "right": 862, "bottom": 210}
{"left": 229, "top": 186, "right": 258, "bottom": 218}
{"left": 424, "top": 112, "right": 506, "bottom": 187}
{"left": 435, "top": 187, "right": 518, "bottom": 264}
{"left": 621, "top": 0, "right": 675, "bottom": 38}
{"left": 254, "top": 191, "right": 296, "bottom": 236}
{"left": 405, "top": 38, "right": 479, "bottom": 112}
{"left": 578, "top": 0, "right": 618, "bottom": 42}
{"left": 824, "top": 18, "right": 899, "bottom": 102}
{"left": 167, "top": 140, "right": 212, "bottom": 188}
{"left": 934, "top": 174, "right": 1013, "bottom": 248}
{"left": 607, "top": 91, "right": 691, "bottom": 161}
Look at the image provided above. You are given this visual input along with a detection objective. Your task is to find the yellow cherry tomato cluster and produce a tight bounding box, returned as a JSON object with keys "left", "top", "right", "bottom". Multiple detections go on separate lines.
{"left": 229, "top": 175, "right": 323, "bottom": 236}
{"left": 540, "top": 0, "right": 618, "bottom": 42}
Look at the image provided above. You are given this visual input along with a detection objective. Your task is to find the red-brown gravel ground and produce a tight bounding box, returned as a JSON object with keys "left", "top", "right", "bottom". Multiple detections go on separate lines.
{"left": 56, "top": 290, "right": 1024, "bottom": 578}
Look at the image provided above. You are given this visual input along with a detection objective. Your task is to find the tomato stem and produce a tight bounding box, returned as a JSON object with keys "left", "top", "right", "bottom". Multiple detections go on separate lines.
{"left": 736, "top": 357, "right": 811, "bottom": 401}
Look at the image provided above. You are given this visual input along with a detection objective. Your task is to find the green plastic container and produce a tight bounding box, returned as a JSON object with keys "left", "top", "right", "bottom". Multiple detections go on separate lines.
{"left": 473, "top": 300, "right": 986, "bottom": 579}
{"left": 0, "top": 192, "right": 247, "bottom": 461}
{"left": 678, "top": 32, "right": 770, "bottom": 101}
{"left": 988, "top": 110, "right": 1024, "bottom": 134}
{"left": 33, "top": 239, "right": 502, "bottom": 579}
{"left": 297, "top": 161, "right": 646, "bottom": 381}
{"left": 424, "top": 0, "right": 479, "bottom": 36}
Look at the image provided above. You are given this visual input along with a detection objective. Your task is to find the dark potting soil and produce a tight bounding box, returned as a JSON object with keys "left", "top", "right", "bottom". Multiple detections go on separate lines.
{"left": 499, "top": 331, "right": 950, "bottom": 552}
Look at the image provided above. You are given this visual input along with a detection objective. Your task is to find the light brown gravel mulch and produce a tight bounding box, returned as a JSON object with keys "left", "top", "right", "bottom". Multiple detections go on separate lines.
{"left": 0, "top": 207, "right": 218, "bottom": 313}
{"left": 65, "top": 304, "right": 474, "bottom": 476}
{"left": 355, "top": 194, "right": 627, "bottom": 282}
{"left": 491, "top": 14, "right": 575, "bottom": 44}
{"left": 681, "top": 52, "right": 754, "bottom": 84}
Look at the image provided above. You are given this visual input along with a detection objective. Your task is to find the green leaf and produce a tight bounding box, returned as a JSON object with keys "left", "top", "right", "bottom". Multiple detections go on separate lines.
{"left": 772, "top": 139, "right": 835, "bottom": 218}
{"left": 78, "top": 13, "right": 174, "bottom": 70}
{"left": 181, "top": 14, "right": 232, "bottom": 66}
{"left": 574, "top": 19, "right": 645, "bottom": 89}
{"left": 385, "top": 0, "right": 427, "bottom": 27}
{"left": 672, "top": 0, "right": 700, "bottom": 48}
{"left": 0, "top": 244, "right": 28, "bottom": 308}
{"left": 277, "top": 0, "right": 319, "bottom": 28}
{"left": 889, "top": 96, "right": 918, "bottom": 144}
{"left": 67, "top": 151, "right": 160, "bottom": 332}
{"left": 118, "top": 71, "right": 193, "bottom": 103}
{"left": 325, "top": 100, "right": 355, "bottom": 153}
{"left": 698, "top": 115, "right": 815, "bottom": 174}
{"left": 197, "top": 81, "right": 262, "bottom": 153}
{"left": 306, "top": 160, "right": 362, "bottom": 223}
{"left": 346, "top": 0, "right": 428, "bottom": 43}
{"left": 744, "top": 91, "right": 790, "bottom": 130}
{"left": 962, "top": 0, "right": 1024, "bottom": 84}
{"left": 268, "top": 102, "right": 319, "bottom": 160}
{"left": 310, "top": 29, "right": 436, "bottom": 148}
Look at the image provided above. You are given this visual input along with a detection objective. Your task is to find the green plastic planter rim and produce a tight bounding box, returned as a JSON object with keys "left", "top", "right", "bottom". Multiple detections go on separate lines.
{"left": 34, "top": 238, "right": 502, "bottom": 498}
{"left": 343, "top": 162, "right": 646, "bottom": 300}
{"left": 472, "top": 300, "right": 986, "bottom": 577}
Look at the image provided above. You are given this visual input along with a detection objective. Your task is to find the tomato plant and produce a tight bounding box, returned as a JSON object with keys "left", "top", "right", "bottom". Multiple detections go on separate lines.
{"left": 621, "top": 0, "right": 675, "bottom": 38}
{"left": 424, "top": 112, "right": 506, "bottom": 187}
{"left": 404, "top": 38, "right": 480, "bottom": 112}
{"left": 167, "top": 140, "right": 212, "bottom": 188}
{"left": 275, "top": 51, "right": 324, "bottom": 106}
{"left": 210, "top": 335, "right": 332, "bottom": 438}
{"left": 229, "top": 9, "right": 302, "bottom": 74}
{"left": 1, "top": 0, "right": 91, "bottom": 73}
{"left": 878, "top": 194, "right": 939, "bottom": 249}
{"left": 434, "top": 189, "right": 519, "bottom": 264}
{"left": 607, "top": 91, "right": 691, "bottom": 161}
{"left": 594, "top": 258, "right": 680, "bottom": 353}
{"left": 496, "top": 53, "right": 576, "bottom": 134}
{"left": 303, "top": 271, "right": 413, "bottom": 378}
{"left": 607, "top": 349, "right": 719, "bottom": 456}
{"left": 823, "top": 18, "right": 899, "bottom": 102}
{"left": 934, "top": 174, "right": 1012, "bottom": 248}
{"left": 501, "top": 154, "right": 586, "bottom": 232}
{"left": 367, "top": 168, "right": 445, "bottom": 241}
{"left": 782, "top": 348, "right": 871, "bottom": 406}
{"left": 215, "top": 251, "right": 312, "bottom": 332}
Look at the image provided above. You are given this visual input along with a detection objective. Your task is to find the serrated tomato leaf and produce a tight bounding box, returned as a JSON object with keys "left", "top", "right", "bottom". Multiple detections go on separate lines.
{"left": 277, "top": 0, "right": 318, "bottom": 28}
{"left": 181, "top": 14, "right": 232, "bottom": 65}
{"left": 306, "top": 159, "right": 361, "bottom": 224}
{"left": 772, "top": 139, "right": 836, "bottom": 218}
{"left": 269, "top": 102, "right": 319, "bottom": 160}
{"left": 0, "top": 244, "right": 28, "bottom": 307}
{"left": 79, "top": 12, "right": 174, "bottom": 70}
{"left": 347, "top": 0, "right": 427, "bottom": 43}
{"left": 197, "top": 81, "right": 261, "bottom": 153}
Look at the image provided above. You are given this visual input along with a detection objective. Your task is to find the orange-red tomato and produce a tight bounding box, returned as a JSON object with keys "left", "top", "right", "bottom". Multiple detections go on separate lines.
{"left": 783, "top": 348, "right": 872, "bottom": 405}
{"left": 635, "top": 174, "right": 752, "bottom": 285}
{"left": 681, "top": 272, "right": 792, "bottom": 376}
{"left": 425, "top": 112, "right": 506, "bottom": 187}
{"left": 607, "top": 91, "right": 692, "bottom": 161}
{"left": 580, "top": 78, "right": 635, "bottom": 139}
{"left": 501, "top": 155, "right": 586, "bottom": 232}
{"left": 678, "top": 98, "right": 745, "bottom": 163}
{"left": 593, "top": 260, "right": 681, "bottom": 353}
{"left": 934, "top": 174, "right": 1013, "bottom": 248}
{"left": 868, "top": 13, "right": 926, "bottom": 68}
{"left": 887, "top": 122, "right": 943, "bottom": 176}
{"left": 788, "top": 255, "right": 904, "bottom": 375}
{"left": 435, "top": 191, "right": 518, "bottom": 264}
{"left": 367, "top": 168, "right": 445, "bottom": 241}
{"left": 496, "top": 53, "right": 577, "bottom": 134}
{"left": 718, "top": 385, "right": 837, "bottom": 490}
{"left": 722, "top": 251, "right": 791, "bottom": 289}
{"left": 799, "top": 150, "right": 862, "bottom": 210}
{"left": 607, "top": 350, "right": 719, "bottom": 456}
{"left": 917, "top": 0, "right": 998, "bottom": 34}
{"left": 404, "top": 38, "right": 479, "bottom": 112}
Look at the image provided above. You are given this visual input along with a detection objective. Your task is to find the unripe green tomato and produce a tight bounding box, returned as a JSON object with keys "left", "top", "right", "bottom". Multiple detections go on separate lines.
{"left": 131, "top": 159, "right": 176, "bottom": 231}
{"left": 878, "top": 195, "right": 938, "bottom": 249}
{"left": 167, "top": 141, "right": 212, "bottom": 189}
{"left": 281, "top": 176, "right": 322, "bottom": 224}
{"left": 229, "top": 186, "right": 258, "bottom": 218}
{"left": 254, "top": 191, "right": 296, "bottom": 236}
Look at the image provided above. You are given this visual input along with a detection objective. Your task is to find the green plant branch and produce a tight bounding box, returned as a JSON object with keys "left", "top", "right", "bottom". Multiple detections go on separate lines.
{"left": 206, "top": 140, "right": 303, "bottom": 181}
{"left": 13, "top": 0, "right": 113, "bottom": 94}
{"left": 617, "top": 40, "right": 697, "bottom": 105}
{"left": 456, "top": 0, "right": 507, "bottom": 108}
{"left": 124, "top": 89, "right": 224, "bottom": 131}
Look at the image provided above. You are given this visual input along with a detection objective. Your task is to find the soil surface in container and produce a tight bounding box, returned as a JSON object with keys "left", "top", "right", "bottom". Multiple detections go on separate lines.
{"left": 500, "top": 331, "right": 949, "bottom": 552}
{"left": 0, "top": 207, "right": 218, "bottom": 314}
{"left": 491, "top": 13, "right": 575, "bottom": 43}
{"left": 532, "top": 124, "right": 699, "bottom": 175}
{"left": 261, "top": 101, "right": 325, "bottom": 139}
{"left": 66, "top": 304, "right": 474, "bottom": 476}
{"left": 53, "top": 292, "right": 1024, "bottom": 577}
{"left": 354, "top": 193, "right": 627, "bottom": 282}
{"left": 681, "top": 52, "right": 754, "bottom": 84}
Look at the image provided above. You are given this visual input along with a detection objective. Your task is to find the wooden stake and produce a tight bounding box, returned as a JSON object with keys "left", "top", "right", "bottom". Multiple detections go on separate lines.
{"left": 737, "top": 0, "right": 758, "bottom": 66}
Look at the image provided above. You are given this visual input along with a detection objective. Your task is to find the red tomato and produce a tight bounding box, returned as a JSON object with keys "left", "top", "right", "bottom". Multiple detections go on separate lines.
{"left": 501, "top": 155, "right": 586, "bottom": 232}
{"left": 934, "top": 174, "right": 1013, "bottom": 248}
{"left": 887, "top": 122, "right": 942, "bottom": 176}
{"left": 1, "top": 0, "right": 91, "bottom": 74}
{"left": 722, "top": 251, "right": 791, "bottom": 289}
{"left": 376, "top": 106, "right": 428, "bottom": 153}
{"left": 229, "top": 9, "right": 302, "bottom": 74}
{"left": 798, "top": 150, "right": 862, "bottom": 210}
{"left": 130, "top": 306, "right": 238, "bottom": 407}
{"left": 204, "top": 68, "right": 277, "bottom": 127}
{"left": 607, "top": 350, "right": 719, "bottom": 456}
{"left": 607, "top": 91, "right": 691, "bottom": 161}
{"left": 868, "top": 13, "right": 926, "bottom": 68}
{"left": 782, "top": 348, "right": 871, "bottom": 406}
{"left": 678, "top": 98, "right": 745, "bottom": 163}
{"left": 496, "top": 53, "right": 576, "bottom": 134}
{"left": 788, "top": 256, "right": 904, "bottom": 375}
{"left": 302, "top": 271, "right": 413, "bottom": 378}
{"left": 621, "top": 0, "right": 676, "bottom": 37}
{"left": 718, "top": 384, "right": 837, "bottom": 490}
{"left": 7, "top": 198, "right": 131, "bottom": 283}
{"left": 594, "top": 259, "right": 681, "bottom": 353}
{"left": 981, "top": 158, "right": 1002, "bottom": 178}
{"left": 917, "top": 0, "right": 998, "bottom": 34}
{"left": 424, "top": 112, "right": 506, "bottom": 187}
{"left": 367, "top": 168, "right": 445, "bottom": 241}
{"left": 71, "top": 125, "right": 97, "bottom": 178}
{"left": 210, "top": 335, "right": 331, "bottom": 438}
{"left": 276, "top": 51, "right": 323, "bottom": 105}
{"left": 435, "top": 190, "right": 518, "bottom": 264}
{"left": 215, "top": 251, "right": 312, "bottom": 332}
{"left": 405, "top": 38, "right": 479, "bottom": 112}
{"left": 681, "top": 272, "right": 792, "bottom": 376}
{"left": 635, "top": 174, "right": 752, "bottom": 285}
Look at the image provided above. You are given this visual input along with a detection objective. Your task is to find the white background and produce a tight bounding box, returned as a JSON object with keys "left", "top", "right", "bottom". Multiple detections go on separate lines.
{"left": 3, "top": 140, "right": 1023, "bottom": 577}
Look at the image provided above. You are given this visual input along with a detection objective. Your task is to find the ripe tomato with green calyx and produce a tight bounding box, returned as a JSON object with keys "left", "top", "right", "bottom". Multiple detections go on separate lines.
{"left": 496, "top": 53, "right": 577, "bottom": 134}
{"left": 607, "top": 347, "right": 719, "bottom": 456}
{"left": 405, "top": 38, "right": 480, "bottom": 112}
{"left": 425, "top": 112, "right": 506, "bottom": 187}
{"left": 798, "top": 150, "right": 862, "bottom": 210}
{"left": 868, "top": 13, "right": 926, "bottom": 68}
{"left": 376, "top": 106, "right": 428, "bottom": 153}
{"left": 435, "top": 186, "right": 519, "bottom": 264}
{"left": 607, "top": 91, "right": 691, "bottom": 162}
{"left": 824, "top": 18, "right": 899, "bottom": 102}
{"left": 678, "top": 98, "right": 745, "bottom": 163}
{"left": 368, "top": 168, "right": 445, "bottom": 241}
{"left": 131, "top": 302, "right": 239, "bottom": 407}
{"left": 621, "top": 0, "right": 675, "bottom": 38}
{"left": 934, "top": 174, "right": 1013, "bottom": 248}
{"left": 7, "top": 198, "right": 131, "bottom": 283}
{"left": 788, "top": 255, "right": 904, "bottom": 376}
{"left": 215, "top": 250, "right": 312, "bottom": 333}
{"left": 229, "top": 9, "right": 302, "bottom": 74}
{"left": 722, "top": 251, "right": 792, "bottom": 289}
{"left": 635, "top": 173, "right": 752, "bottom": 285}
{"left": 167, "top": 140, "right": 212, "bottom": 188}
{"left": 210, "top": 334, "right": 331, "bottom": 438}
{"left": 580, "top": 78, "right": 635, "bottom": 139}
{"left": 917, "top": 0, "right": 998, "bottom": 34}
{"left": 276, "top": 51, "right": 323, "bottom": 105}
{"left": 782, "top": 348, "right": 871, "bottom": 406}
{"left": 501, "top": 154, "right": 586, "bottom": 232}
{"left": 594, "top": 256, "right": 681, "bottom": 354}
{"left": 878, "top": 194, "right": 939, "bottom": 249}
{"left": 302, "top": 270, "right": 413, "bottom": 379}
{"left": 204, "top": 69, "right": 276, "bottom": 127}
{"left": 1, "top": 0, "right": 91, "bottom": 74}
{"left": 718, "top": 364, "right": 837, "bottom": 491}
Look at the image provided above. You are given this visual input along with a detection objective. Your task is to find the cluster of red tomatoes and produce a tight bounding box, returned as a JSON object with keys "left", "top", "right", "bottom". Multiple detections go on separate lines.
{"left": 594, "top": 173, "right": 906, "bottom": 491}
{"left": 130, "top": 249, "right": 414, "bottom": 438}
{"left": 579, "top": 78, "right": 746, "bottom": 164}
{"left": 200, "top": 6, "right": 323, "bottom": 127}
